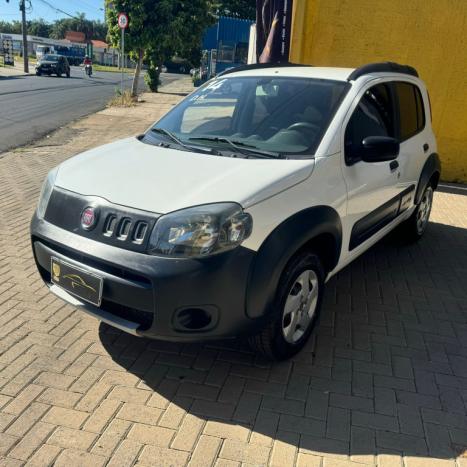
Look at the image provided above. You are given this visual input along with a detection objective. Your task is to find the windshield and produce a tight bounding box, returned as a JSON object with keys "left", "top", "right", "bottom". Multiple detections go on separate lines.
{"left": 147, "top": 75, "right": 349, "bottom": 157}
{"left": 43, "top": 55, "right": 59, "bottom": 62}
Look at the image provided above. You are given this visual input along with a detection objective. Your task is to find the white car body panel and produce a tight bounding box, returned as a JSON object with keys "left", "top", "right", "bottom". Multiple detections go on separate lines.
{"left": 243, "top": 152, "right": 347, "bottom": 251}
{"left": 54, "top": 137, "right": 315, "bottom": 215}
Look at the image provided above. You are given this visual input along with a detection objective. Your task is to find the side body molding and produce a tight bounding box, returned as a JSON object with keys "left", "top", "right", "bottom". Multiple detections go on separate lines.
{"left": 246, "top": 206, "right": 342, "bottom": 319}
{"left": 415, "top": 153, "right": 441, "bottom": 204}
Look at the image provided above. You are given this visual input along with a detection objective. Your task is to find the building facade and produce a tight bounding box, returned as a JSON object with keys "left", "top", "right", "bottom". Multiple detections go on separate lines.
{"left": 290, "top": 0, "right": 467, "bottom": 182}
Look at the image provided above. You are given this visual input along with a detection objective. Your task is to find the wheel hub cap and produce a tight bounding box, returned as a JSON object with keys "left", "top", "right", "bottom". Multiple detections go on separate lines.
{"left": 282, "top": 269, "right": 319, "bottom": 344}
{"left": 416, "top": 187, "right": 433, "bottom": 234}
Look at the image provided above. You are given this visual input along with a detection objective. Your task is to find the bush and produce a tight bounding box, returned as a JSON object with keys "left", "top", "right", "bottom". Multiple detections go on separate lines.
{"left": 107, "top": 88, "right": 137, "bottom": 107}
{"left": 145, "top": 65, "right": 162, "bottom": 92}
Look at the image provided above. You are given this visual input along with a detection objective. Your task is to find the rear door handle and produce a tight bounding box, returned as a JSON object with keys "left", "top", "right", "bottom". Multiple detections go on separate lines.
{"left": 423, "top": 143, "right": 429, "bottom": 152}
{"left": 390, "top": 160, "right": 399, "bottom": 171}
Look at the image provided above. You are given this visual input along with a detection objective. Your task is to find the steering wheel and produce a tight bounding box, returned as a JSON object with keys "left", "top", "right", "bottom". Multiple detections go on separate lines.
{"left": 286, "top": 122, "right": 321, "bottom": 134}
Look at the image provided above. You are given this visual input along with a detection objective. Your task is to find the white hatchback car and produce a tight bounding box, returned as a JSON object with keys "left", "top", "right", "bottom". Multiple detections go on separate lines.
{"left": 31, "top": 62, "right": 440, "bottom": 359}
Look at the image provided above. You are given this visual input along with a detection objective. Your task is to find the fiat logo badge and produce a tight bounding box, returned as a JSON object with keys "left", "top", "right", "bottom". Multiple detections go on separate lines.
{"left": 81, "top": 206, "right": 98, "bottom": 230}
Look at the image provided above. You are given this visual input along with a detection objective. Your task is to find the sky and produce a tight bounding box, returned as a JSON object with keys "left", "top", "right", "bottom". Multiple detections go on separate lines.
{"left": 1, "top": 0, "right": 105, "bottom": 23}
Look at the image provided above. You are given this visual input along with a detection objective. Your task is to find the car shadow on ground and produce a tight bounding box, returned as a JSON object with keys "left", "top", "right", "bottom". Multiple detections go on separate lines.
{"left": 99, "top": 220, "right": 467, "bottom": 462}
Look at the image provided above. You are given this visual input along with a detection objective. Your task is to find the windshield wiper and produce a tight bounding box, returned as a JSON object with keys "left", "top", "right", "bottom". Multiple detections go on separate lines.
{"left": 150, "top": 128, "right": 219, "bottom": 155}
{"left": 188, "top": 136, "right": 285, "bottom": 159}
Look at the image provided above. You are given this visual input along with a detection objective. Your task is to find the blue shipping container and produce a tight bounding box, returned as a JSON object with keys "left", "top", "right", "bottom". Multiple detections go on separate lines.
{"left": 202, "top": 16, "right": 254, "bottom": 76}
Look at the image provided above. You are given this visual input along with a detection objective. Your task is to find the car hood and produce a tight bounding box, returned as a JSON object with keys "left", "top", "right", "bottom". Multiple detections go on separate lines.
{"left": 54, "top": 137, "right": 314, "bottom": 214}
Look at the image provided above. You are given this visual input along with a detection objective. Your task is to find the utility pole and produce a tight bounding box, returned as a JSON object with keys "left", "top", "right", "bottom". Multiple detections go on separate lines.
{"left": 19, "top": 0, "right": 29, "bottom": 73}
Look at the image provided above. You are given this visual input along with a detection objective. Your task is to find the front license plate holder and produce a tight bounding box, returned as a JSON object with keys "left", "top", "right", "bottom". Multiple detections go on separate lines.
{"left": 50, "top": 257, "right": 103, "bottom": 307}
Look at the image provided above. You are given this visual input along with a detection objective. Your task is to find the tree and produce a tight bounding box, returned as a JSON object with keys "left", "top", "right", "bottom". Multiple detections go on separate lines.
{"left": 0, "top": 16, "right": 107, "bottom": 41}
{"left": 215, "top": 0, "right": 256, "bottom": 19}
{"left": 49, "top": 13, "right": 107, "bottom": 40}
{"left": 106, "top": 0, "right": 215, "bottom": 95}
{"left": 0, "top": 20, "right": 22, "bottom": 34}
{"left": 28, "top": 19, "right": 52, "bottom": 38}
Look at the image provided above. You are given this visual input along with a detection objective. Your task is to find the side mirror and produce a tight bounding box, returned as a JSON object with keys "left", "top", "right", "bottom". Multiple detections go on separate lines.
{"left": 361, "top": 136, "right": 399, "bottom": 162}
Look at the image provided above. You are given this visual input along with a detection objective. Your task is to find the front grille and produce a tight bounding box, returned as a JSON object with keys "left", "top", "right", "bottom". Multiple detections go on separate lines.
{"left": 45, "top": 187, "right": 159, "bottom": 253}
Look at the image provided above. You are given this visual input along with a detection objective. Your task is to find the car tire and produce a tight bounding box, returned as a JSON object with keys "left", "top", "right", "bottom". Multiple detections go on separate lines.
{"left": 66, "top": 71, "right": 70, "bottom": 78}
{"left": 57, "top": 72, "right": 61, "bottom": 77}
{"left": 248, "top": 251, "right": 325, "bottom": 360}
{"left": 398, "top": 184, "right": 434, "bottom": 242}
{"left": 36, "top": 71, "right": 41, "bottom": 76}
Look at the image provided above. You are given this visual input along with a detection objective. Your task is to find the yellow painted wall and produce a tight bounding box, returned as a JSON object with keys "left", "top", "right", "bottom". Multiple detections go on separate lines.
{"left": 290, "top": 0, "right": 467, "bottom": 182}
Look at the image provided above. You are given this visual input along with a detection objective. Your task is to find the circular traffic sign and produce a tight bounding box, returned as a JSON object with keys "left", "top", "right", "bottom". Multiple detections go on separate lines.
{"left": 118, "top": 13, "right": 128, "bottom": 29}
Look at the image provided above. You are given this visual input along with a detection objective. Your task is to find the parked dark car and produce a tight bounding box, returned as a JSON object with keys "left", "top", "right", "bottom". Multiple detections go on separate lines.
{"left": 35, "top": 54, "right": 70, "bottom": 78}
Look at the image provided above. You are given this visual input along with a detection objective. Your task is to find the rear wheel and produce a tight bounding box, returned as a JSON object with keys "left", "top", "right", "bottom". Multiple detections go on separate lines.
{"left": 249, "top": 251, "right": 325, "bottom": 360}
{"left": 398, "top": 184, "right": 434, "bottom": 242}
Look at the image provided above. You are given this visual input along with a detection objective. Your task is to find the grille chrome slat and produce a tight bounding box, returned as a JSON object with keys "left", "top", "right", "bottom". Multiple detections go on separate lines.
{"left": 117, "top": 218, "right": 132, "bottom": 240}
{"left": 45, "top": 187, "right": 160, "bottom": 254}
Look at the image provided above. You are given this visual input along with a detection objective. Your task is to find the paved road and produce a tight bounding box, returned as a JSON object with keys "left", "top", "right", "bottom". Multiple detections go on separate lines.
{"left": 0, "top": 68, "right": 181, "bottom": 153}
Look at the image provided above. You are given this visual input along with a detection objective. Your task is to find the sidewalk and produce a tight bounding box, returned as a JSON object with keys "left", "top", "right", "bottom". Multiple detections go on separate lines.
{"left": 0, "top": 63, "right": 32, "bottom": 78}
{"left": 0, "top": 75, "right": 466, "bottom": 467}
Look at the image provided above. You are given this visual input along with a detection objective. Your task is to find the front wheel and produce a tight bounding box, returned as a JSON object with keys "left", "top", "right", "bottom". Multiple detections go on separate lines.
{"left": 398, "top": 184, "right": 434, "bottom": 242}
{"left": 249, "top": 251, "right": 325, "bottom": 360}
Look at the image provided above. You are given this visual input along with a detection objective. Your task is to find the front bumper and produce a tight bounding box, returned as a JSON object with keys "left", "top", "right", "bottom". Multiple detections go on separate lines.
{"left": 31, "top": 213, "right": 264, "bottom": 341}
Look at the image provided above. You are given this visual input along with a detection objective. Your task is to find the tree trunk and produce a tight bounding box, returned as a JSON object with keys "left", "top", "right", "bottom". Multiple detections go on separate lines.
{"left": 131, "top": 48, "right": 144, "bottom": 97}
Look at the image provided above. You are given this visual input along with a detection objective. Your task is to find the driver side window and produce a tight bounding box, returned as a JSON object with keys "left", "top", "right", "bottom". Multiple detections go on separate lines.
{"left": 345, "top": 84, "right": 395, "bottom": 165}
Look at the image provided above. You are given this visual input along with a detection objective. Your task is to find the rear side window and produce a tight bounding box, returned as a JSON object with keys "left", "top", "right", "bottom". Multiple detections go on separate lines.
{"left": 395, "top": 82, "right": 425, "bottom": 140}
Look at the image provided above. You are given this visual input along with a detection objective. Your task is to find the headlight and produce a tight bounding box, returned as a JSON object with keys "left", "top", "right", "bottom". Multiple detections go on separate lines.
{"left": 36, "top": 168, "right": 58, "bottom": 219}
{"left": 148, "top": 203, "right": 252, "bottom": 258}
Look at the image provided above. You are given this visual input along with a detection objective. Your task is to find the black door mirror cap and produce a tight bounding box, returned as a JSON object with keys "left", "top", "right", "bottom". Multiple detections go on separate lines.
{"left": 361, "top": 136, "right": 400, "bottom": 162}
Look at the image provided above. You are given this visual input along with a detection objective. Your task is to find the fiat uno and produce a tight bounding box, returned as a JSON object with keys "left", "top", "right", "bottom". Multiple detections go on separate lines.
{"left": 31, "top": 62, "right": 440, "bottom": 359}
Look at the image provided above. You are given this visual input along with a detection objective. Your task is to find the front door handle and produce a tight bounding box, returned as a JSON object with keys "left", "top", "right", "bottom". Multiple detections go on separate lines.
{"left": 390, "top": 160, "right": 399, "bottom": 172}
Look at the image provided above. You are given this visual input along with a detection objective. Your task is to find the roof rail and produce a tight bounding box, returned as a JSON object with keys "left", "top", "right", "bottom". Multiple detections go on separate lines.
{"left": 347, "top": 62, "right": 419, "bottom": 81}
{"left": 217, "top": 62, "right": 311, "bottom": 77}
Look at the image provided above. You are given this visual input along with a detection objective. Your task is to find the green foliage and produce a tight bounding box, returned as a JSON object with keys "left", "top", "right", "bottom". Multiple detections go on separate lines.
{"left": 106, "top": 0, "right": 216, "bottom": 92}
{"left": 49, "top": 14, "right": 107, "bottom": 41}
{"left": 0, "top": 20, "right": 23, "bottom": 34}
{"left": 144, "top": 63, "right": 162, "bottom": 92}
{"left": 0, "top": 15, "right": 107, "bottom": 41}
{"left": 215, "top": 0, "right": 256, "bottom": 19}
{"left": 28, "top": 19, "right": 52, "bottom": 37}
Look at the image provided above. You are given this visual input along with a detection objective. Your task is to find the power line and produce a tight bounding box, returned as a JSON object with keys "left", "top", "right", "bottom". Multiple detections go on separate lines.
{"left": 67, "top": 0, "right": 103, "bottom": 13}
{"left": 35, "top": 0, "right": 83, "bottom": 20}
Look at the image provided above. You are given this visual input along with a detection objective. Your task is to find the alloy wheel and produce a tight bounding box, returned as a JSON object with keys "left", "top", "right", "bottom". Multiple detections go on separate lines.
{"left": 416, "top": 186, "right": 433, "bottom": 234}
{"left": 282, "top": 269, "right": 319, "bottom": 344}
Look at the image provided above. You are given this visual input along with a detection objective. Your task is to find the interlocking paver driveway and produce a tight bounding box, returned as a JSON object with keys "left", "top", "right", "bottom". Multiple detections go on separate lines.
{"left": 1, "top": 81, "right": 467, "bottom": 466}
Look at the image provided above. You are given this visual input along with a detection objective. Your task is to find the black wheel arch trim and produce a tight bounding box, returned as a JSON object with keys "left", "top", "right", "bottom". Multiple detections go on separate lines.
{"left": 246, "top": 205, "right": 342, "bottom": 319}
{"left": 415, "top": 152, "right": 441, "bottom": 204}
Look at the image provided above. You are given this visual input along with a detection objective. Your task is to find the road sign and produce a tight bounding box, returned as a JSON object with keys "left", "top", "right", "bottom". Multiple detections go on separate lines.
{"left": 2, "top": 38, "right": 14, "bottom": 66}
{"left": 118, "top": 13, "right": 128, "bottom": 104}
{"left": 118, "top": 13, "right": 128, "bottom": 29}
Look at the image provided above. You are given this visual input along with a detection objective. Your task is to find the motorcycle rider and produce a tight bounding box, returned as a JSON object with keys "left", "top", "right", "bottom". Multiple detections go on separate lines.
{"left": 83, "top": 55, "right": 92, "bottom": 76}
